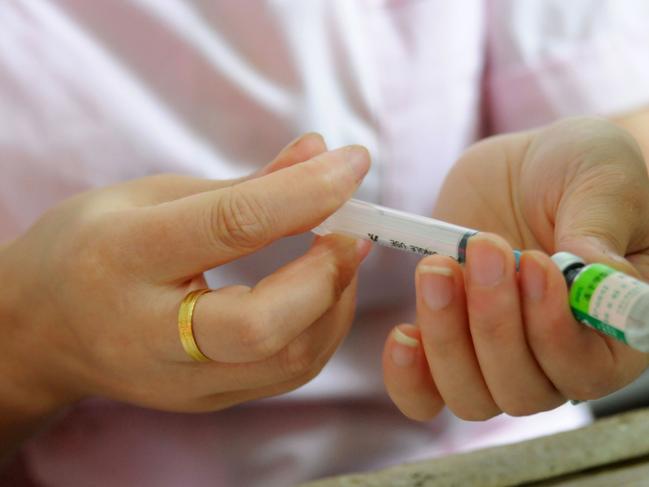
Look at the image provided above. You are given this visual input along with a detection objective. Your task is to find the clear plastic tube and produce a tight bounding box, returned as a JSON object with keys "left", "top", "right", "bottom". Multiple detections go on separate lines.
{"left": 312, "top": 199, "right": 481, "bottom": 263}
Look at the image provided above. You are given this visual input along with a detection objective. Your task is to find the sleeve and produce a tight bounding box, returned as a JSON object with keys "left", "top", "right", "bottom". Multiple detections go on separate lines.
{"left": 485, "top": 0, "right": 649, "bottom": 133}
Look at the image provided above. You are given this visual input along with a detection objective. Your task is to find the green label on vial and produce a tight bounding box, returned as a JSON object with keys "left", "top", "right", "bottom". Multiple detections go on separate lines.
{"left": 572, "top": 309, "right": 627, "bottom": 343}
{"left": 569, "top": 264, "right": 628, "bottom": 343}
{"left": 570, "top": 264, "right": 614, "bottom": 315}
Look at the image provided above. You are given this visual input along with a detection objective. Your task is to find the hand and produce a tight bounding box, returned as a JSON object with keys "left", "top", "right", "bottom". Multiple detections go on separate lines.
{"left": 382, "top": 117, "right": 649, "bottom": 421}
{"left": 0, "top": 133, "right": 371, "bottom": 439}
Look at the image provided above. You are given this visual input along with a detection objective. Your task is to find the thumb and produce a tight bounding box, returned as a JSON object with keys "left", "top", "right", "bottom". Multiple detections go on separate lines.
{"left": 554, "top": 160, "right": 649, "bottom": 275}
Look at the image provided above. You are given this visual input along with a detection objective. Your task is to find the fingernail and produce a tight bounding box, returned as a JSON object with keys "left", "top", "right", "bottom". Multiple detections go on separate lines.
{"left": 419, "top": 265, "right": 454, "bottom": 310}
{"left": 345, "top": 145, "right": 370, "bottom": 182}
{"left": 391, "top": 327, "right": 418, "bottom": 367}
{"left": 522, "top": 253, "right": 546, "bottom": 301}
{"left": 469, "top": 236, "right": 505, "bottom": 287}
{"left": 290, "top": 132, "right": 325, "bottom": 153}
{"left": 286, "top": 133, "right": 307, "bottom": 149}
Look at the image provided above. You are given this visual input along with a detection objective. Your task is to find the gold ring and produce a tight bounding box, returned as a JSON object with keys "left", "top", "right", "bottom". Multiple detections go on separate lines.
{"left": 178, "top": 289, "right": 213, "bottom": 363}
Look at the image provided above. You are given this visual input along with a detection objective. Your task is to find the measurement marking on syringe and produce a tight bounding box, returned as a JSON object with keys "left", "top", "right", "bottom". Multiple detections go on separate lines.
{"left": 312, "top": 199, "right": 480, "bottom": 262}
{"left": 367, "top": 233, "right": 437, "bottom": 256}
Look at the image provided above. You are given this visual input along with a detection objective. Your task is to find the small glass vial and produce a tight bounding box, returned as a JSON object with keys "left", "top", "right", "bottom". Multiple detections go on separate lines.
{"left": 551, "top": 252, "right": 649, "bottom": 353}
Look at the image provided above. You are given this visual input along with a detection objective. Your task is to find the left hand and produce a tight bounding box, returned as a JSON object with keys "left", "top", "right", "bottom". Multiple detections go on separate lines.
{"left": 382, "top": 117, "right": 649, "bottom": 421}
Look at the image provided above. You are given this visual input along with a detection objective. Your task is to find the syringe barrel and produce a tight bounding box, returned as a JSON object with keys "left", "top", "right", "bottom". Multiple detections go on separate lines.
{"left": 312, "top": 199, "right": 477, "bottom": 261}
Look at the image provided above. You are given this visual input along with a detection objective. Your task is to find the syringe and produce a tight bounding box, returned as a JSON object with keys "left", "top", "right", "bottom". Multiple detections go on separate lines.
{"left": 312, "top": 198, "right": 520, "bottom": 266}
{"left": 312, "top": 199, "right": 649, "bottom": 353}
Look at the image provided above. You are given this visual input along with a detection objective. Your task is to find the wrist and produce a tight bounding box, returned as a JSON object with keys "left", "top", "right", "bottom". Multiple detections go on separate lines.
{"left": 0, "top": 241, "right": 81, "bottom": 461}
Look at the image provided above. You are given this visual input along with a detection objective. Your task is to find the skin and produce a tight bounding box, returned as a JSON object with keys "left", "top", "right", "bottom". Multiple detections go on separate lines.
{"left": 383, "top": 114, "right": 649, "bottom": 421}
{"left": 0, "top": 133, "right": 371, "bottom": 462}
{"left": 2, "top": 113, "right": 649, "bottom": 462}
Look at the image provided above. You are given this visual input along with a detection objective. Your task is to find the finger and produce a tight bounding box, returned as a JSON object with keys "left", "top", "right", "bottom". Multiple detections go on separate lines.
{"left": 161, "top": 274, "right": 359, "bottom": 407}
{"left": 125, "top": 144, "right": 370, "bottom": 281}
{"left": 233, "top": 273, "right": 358, "bottom": 392}
{"left": 382, "top": 324, "right": 444, "bottom": 421}
{"left": 522, "top": 250, "right": 649, "bottom": 401}
{"left": 179, "top": 235, "right": 369, "bottom": 363}
{"left": 117, "top": 174, "right": 244, "bottom": 207}
{"left": 120, "top": 133, "right": 328, "bottom": 205}
{"left": 414, "top": 255, "right": 500, "bottom": 420}
{"left": 466, "top": 234, "right": 563, "bottom": 415}
{"left": 255, "top": 132, "right": 327, "bottom": 176}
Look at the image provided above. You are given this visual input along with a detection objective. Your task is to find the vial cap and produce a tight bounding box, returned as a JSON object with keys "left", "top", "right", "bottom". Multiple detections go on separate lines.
{"left": 551, "top": 252, "right": 585, "bottom": 273}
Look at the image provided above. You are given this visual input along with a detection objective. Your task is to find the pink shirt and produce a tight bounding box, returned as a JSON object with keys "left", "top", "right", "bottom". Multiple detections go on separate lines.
{"left": 1, "top": 1, "right": 649, "bottom": 485}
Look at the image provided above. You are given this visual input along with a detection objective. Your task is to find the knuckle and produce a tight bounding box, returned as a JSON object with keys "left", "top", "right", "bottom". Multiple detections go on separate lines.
{"left": 69, "top": 226, "right": 117, "bottom": 283}
{"left": 236, "top": 308, "right": 280, "bottom": 359}
{"left": 210, "top": 188, "right": 274, "bottom": 251}
{"left": 420, "top": 325, "right": 459, "bottom": 353}
{"left": 469, "top": 316, "right": 512, "bottom": 343}
{"left": 281, "top": 335, "right": 323, "bottom": 380}
{"left": 534, "top": 315, "right": 569, "bottom": 345}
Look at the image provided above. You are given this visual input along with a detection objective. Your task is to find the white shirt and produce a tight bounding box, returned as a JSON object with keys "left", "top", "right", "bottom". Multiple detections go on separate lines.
{"left": 1, "top": 1, "right": 648, "bottom": 486}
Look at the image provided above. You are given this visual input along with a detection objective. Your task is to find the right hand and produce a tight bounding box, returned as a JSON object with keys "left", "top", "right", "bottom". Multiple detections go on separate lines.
{"left": 0, "top": 134, "right": 371, "bottom": 417}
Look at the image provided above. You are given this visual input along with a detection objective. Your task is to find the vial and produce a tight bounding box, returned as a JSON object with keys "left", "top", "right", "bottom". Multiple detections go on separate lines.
{"left": 551, "top": 252, "right": 649, "bottom": 353}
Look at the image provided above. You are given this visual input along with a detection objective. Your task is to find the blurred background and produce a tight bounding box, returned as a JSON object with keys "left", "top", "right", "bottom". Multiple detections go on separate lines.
{"left": 592, "top": 371, "right": 649, "bottom": 418}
